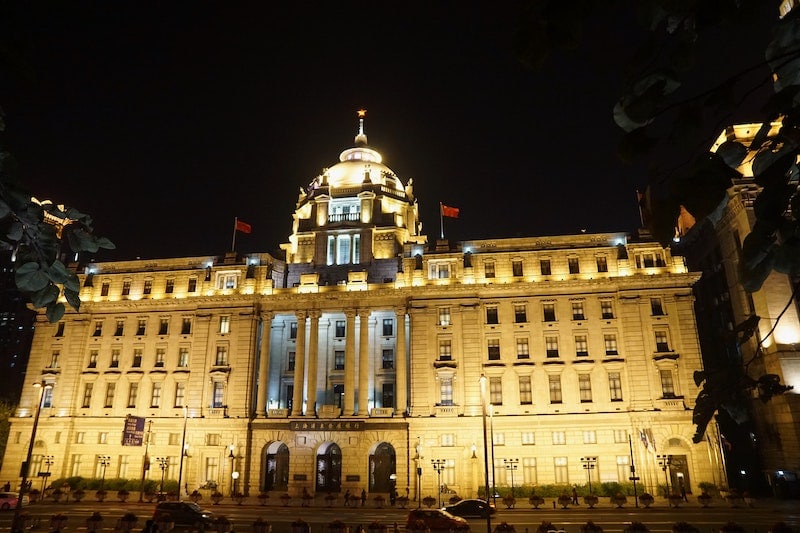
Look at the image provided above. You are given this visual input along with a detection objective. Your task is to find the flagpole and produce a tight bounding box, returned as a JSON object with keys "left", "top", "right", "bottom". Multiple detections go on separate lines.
{"left": 439, "top": 202, "right": 444, "bottom": 240}
{"left": 231, "top": 217, "right": 238, "bottom": 253}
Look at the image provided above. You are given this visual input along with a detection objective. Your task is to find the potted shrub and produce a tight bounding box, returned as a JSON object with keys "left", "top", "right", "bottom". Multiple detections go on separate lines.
{"left": 279, "top": 493, "right": 292, "bottom": 507}
{"left": 449, "top": 494, "right": 462, "bottom": 505}
{"left": 624, "top": 523, "right": 649, "bottom": 533}
{"left": 214, "top": 516, "right": 233, "bottom": 533}
{"left": 611, "top": 492, "right": 628, "bottom": 508}
{"left": 86, "top": 512, "right": 104, "bottom": 533}
{"left": 324, "top": 492, "right": 337, "bottom": 507}
{"left": 190, "top": 490, "right": 203, "bottom": 503}
{"left": 494, "top": 523, "right": 516, "bottom": 533}
{"left": 155, "top": 512, "right": 175, "bottom": 533}
{"left": 373, "top": 494, "right": 386, "bottom": 508}
{"left": 257, "top": 492, "right": 269, "bottom": 506}
{"left": 233, "top": 492, "right": 246, "bottom": 505}
{"left": 291, "top": 519, "right": 309, "bottom": 533}
{"left": 639, "top": 493, "right": 655, "bottom": 508}
{"left": 117, "top": 489, "right": 130, "bottom": 503}
{"left": 327, "top": 519, "right": 347, "bottom": 533}
{"left": 211, "top": 491, "right": 224, "bottom": 505}
{"left": 719, "top": 522, "right": 745, "bottom": 533}
{"left": 95, "top": 489, "right": 108, "bottom": 502}
{"left": 672, "top": 522, "right": 699, "bottom": 533}
{"left": 27, "top": 488, "right": 41, "bottom": 503}
{"left": 422, "top": 495, "right": 437, "bottom": 508}
{"left": 581, "top": 521, "right": 604, "bottom": 533}
{"left": 583, "top": 494, "right": 599, "bottom": 509}
{"left": 50, "top": 513, "right": 68, "bottom": 531}
{"left": 72, "top": 487, "right": 86, "bottom": 502}
{"left": 301, "top": 489, "right": 313, "bottom": 507}
{"left": 51, "top": 487, "right": 63, "bottom": 502}
{"left": 252, "top": 518, "right": 271, "bottom": 533}
{"left": 408, "top": 520, "right": 428, "bottom": 533}
{"left": 536, "top": 522, "right": 558, "bottom": 533}
{"left": 529, "top": 493, "right": 545, "bottom": 508}
{"left": 118, "top": 512, "right": 138, "bottom": 533}
{"left": 668, "top": 493, "right": 683, "bottom": 508}
{"left": 368, "top": 521, "right": 387, "bottom": 533}
{"left": 503, "top": 494, "right": 516, "bottom": 509}
{"left": 557, "top": 493, "right": 572, "bottom": 508}
{"left": 396, "top": 495, "right": 410, "bottom": 509}
{"left": 697, "top": 491, "right": 712, "bottom": 508}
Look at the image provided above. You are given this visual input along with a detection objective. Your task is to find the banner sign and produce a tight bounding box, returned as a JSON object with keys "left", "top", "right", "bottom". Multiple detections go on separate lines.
{"left": 122, "top": 415, "right": 146, "bottom": 446}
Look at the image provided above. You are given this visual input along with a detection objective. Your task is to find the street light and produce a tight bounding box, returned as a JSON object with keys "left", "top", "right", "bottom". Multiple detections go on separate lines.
{"left": 479, "top": 375, "right": 492, "bottom": 533}
{"left": 414, "top": 438, "right": 423, "bottom": 509}
{"left": 39, "top": 456, "right": 54, "bottom": 495}
{"left": 177, "top": 405, "right": 188, "bottom": 499}
{"left": 97, "top": 455, "right": 111, "bottom": 492}
{"left": 156, "top": 457, "right": 169, "bottom": 498}
{"left": 431, "top": 459, "right": 446, "bottom": 508}
{"left": 657, "top": 454, "right": 672, "bottom": 496}
{"left": 503, "top": 458, "right": 519, "bottom": 499}
{"left": 231, "top": 471, "right": 239, "bottom": 496}
{"left": 14, "top": 381, "right": 52, "bottom": 532}
{"left": 489, "top": 403, "right": 496, "bottom": 507}
{"left": 228, "top": 445, "right": 235, "bottom": 496}
{"left": 581, "top": 456, "right": 597, "bottom": 495}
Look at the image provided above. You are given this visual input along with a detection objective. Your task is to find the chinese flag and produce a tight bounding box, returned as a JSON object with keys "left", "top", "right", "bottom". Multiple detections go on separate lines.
{"left": 441, "top": 204, "right": 460, "bottom": 218}
{"left": 235, "top": 219, "right": 252, "bottom": 234}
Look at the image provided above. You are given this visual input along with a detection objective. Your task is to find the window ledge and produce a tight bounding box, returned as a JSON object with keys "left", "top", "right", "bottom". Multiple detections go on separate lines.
{"left": 542, "top": 360, "right": 565, "bottom": 366}
{"left": 653, "top": 353, "right": 679, "bottom": 361}
{"left": 433, "top": 360, "right": 458, "bottom": 369}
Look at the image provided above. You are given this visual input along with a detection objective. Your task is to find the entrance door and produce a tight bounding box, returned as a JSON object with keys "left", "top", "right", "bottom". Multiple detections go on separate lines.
{"left": 264, "top": 442, "right": 289, "bottom": 492}
{"left": 316, "top": 443, "right": 342, "bottom": 493}
{"left": 369, "top": 442, "right": 396, "bottom": 492}
{"left": 669, "top": 455, "right": 691, "bottom": 494}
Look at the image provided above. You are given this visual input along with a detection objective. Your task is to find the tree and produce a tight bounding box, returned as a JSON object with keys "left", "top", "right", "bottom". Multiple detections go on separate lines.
{"left": 0, "top": 109, "right": 114, "bottom": 322}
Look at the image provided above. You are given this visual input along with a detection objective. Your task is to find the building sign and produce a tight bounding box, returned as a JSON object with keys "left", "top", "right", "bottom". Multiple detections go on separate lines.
{"left": 289, "top": 420, "right": 363, "bottom": 431}
{"left": 122, "top": 415, "right": 146, "bottom": 446}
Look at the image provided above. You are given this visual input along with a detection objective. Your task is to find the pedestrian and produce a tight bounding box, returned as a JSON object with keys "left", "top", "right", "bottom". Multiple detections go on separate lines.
{"left": 361, "top": 488, "right": 367, "bottom": 507}
{"left": 389, "top": 487, "right": 396, "bottom": 506}
{"left": 2, "top": 482, "right": 9, "bottom": 492}
{"left": 344, "top": 489, "right": 351, "bottom": 507}
{"left": 679, "top": 480, "right": 687, "bottom": 502}
{"left": 571, "top": 485, "right": 579, "bottom": 505}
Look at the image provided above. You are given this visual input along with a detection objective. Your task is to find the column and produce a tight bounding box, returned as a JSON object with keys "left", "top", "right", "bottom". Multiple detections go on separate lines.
{"left": 305, "top": 310, "right": 320, "bottom": 416}
{"left": 256, "top": 311, "right": 273, "bottom": 416}
{"left": 357, "top": 309, "right": 371, "bottom": 416}
{"left": 394, "top": 307, "right": 407, "bottom": 415}
{"left": 291, "top": 311, "right": 307, "bottom": 416}
{"left": 344, "top": 309, "right": 357, "bottom": 416}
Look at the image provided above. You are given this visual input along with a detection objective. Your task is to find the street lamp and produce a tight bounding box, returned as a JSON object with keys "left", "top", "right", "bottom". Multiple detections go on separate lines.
{"left": 156, "top": 457, "right": 169, "bottom": 498}
{"left": 231, "top": 471, "right": 239, "bottom": 496}
{"left": 503, "top": 458, "right": 519, "bottom": 499}
{"left": 97, "top": 455, "right": 111, "bottom": 492}
{"left": 39, "top": 456, "right": 54, "bottom": 495}
{"left": 228, "top": 445, "right": 235, "bottom": 496}
{"left": 479, "top": 375, "right": 492, "bottom": 533}
{"left": 657, "top": 454, "right": 672, "bottom": 496}
{"left": 177, "top": 405, "right": 188, "bottom": 499}
{"left": 431, "top": 459, "right": 446, "bottom": 508}
{"left": 581, "top": 456, "right": 597, "bottom": 495}
{"left": 489, "top": 403, "right": 496, "bottom": 507}
{"left": 14, "top": 381, "right": 52, "bottom": 532}
{"left": 413, "top": 438, "right": 423, "bottom": 509}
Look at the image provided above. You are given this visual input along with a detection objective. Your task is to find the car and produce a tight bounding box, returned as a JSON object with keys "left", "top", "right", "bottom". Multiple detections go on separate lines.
{"left": 405, "top": 509, "right": 469, "bottom": 530}
{"left": 153, "top": 501, "right": 215, "bottom": 530}
{"left": 0, "top": 492, "right": 29, "bottom": 510}
{"left": 443, "top": 498, "right": 496, "bottom": 518}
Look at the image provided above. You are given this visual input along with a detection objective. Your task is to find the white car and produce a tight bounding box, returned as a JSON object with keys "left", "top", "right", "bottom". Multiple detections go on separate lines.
{"left": 0, "top": 492, "right": 29, "bottom": 510}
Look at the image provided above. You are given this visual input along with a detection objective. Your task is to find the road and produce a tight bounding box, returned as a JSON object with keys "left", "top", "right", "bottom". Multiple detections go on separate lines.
{"left": 0, "top": 497, "right": 797, "bottom": 533}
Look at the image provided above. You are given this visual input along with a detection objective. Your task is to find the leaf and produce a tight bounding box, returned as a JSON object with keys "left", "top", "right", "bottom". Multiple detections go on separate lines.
{"left": 45, "top": 260, "right": 72, "bottom": 285}
{"left": 15, "top": 261, "right": 50, "bottom": 292}
{"left": 63, "top": 272, "right": 80, "bottom": 293}
{"left": 64, "top": 288, "right": 81, "bottom": 311}
{"left": 715, "top": 141, "right": 748, "bottom": 169}
{"left": 773, "top": 239, "right": 800, "bottom": 275}
{"left": 30, "top": 283, "right": 60, "bottom": 308}
{"left": 0, "top": 199, "right": 10, "bottom": 220}
{"left": 6, "top": 220, "right": 23, "bottom": 241}
{"left": 752, "top": 149, "right": 796, "bottom": 187}
{"left": 45, "top": 302, "right": 65, "bottom": 323}
{"left": 95, "top": 237, "right": 116, "bottom": 250}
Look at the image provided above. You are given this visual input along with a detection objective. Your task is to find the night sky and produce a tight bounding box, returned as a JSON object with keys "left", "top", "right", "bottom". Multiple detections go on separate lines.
{"left": 0, "top": 2, "right": 778, "bottom": 261}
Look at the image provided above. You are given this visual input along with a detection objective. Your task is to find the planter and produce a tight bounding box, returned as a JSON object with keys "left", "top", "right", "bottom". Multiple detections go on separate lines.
{"left": 624, "top": 522, "right": 649, "bottom": 533}
{"left": 536, "top": 522, "right": 558, "bottom": 533}
{"left": 233, "top": 493, "right": 246, "bottom": 505}
{"left": 211, "top": 492, "right": 224, "bottom": 505}
{"left": 50, "top": 514, "right": 69, "bottom": 531}
{"left": 503, "top": 495, "right": 516, "bottom": 509}
{"left": 583, "top": 495, "right": 599, "bottom": 509}
{"left": 144, "top": 491, "right": 157, "bottom": 503}
{"left": 280, "top": 494, "right": 292, "bottom": 507}
{"left": 373, "top": 495, "right": 386, "bottom": 508}
{"left": 668, "top": 494, "right": 683, "bottom": 508}
{"left": 117, "top": 514, "right": 139, "bottom": 533}
{"left": 639, "top": 493, "right": 654, "bottom": 508}
{"left": 291, "top": 520, "right": 309, "bottom": 533}
{"left": 215, "top": 517, "right": 233, "bottom": 533}
{"left": 51, "top": 489, "right": 63, "bottom": 503}
{"left": 72, "top": 489, "right": 85, "bottom": 502}
{"left": 697, "top": 493, "right": 712, "bottom": 508}
{"left": 86, "top": 513, "right": 104, "bottom": 533}
{"left": 557, "top": 494, "right": 571, "bottom": 509}
{"left": 257, "top": 492, "right": 269, "bottom": 506}
{"left": 494, "top": 523, "right": 516, "bottom": 533}
{"left": 252, "top": 518, "right": 271, "bottom": 533}
{"left": 529, "top": 495, "right": 545, "bottom": 509}
{"left": 117, "top": 490, "right": 130, "bottom": 503}
{"left": 396, "top": 496, "right": 410, "bottom": 509}
{"left": 155, "top": 513, "right": 175, "bottom": 533}
{"left": 95, "top": 489, "right": 108, "bottom": 502}
{"left": 190, "top": 490, "right": 203, "bottom": 503}
{"left": 672, "top": 522, "right": 699, "bottom": 533}
{"left": 422, "top": 496, "right": 436, "bottom": 508}
{"left": 324, "top": 493, "right": 337, "bottom": 507}
{"left": 611, "top": 494, "right": 628, "bottom": 508}
{"left": 581, "top": 521, "right": 604, "bottom": 533}
{"left": 408, "top": 520, "right": 428, "bottom": 533}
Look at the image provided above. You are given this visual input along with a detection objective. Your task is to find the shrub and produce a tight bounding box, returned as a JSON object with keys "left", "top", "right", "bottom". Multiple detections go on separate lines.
{"left": 639, "top": 493, "right": 654, "bottom": 508}
{"left": 536, "top": 522, "right": 558, "bottom": 533}
{"left": 672, "top": 522, "right": 699, "bottom": 533}
{"left": 581, "top": 521, "right": 603, "bottom": 533}
{"left": 624, "top": 522, "right": 649, "bottom": 533}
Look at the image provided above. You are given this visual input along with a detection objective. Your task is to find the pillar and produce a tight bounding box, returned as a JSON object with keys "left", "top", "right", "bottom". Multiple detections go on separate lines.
{"left": 305, "top": 310, "right": 320, "bottom": 416}
{"left": 291, "top": 311, "right": 307, "bottom": 416}
{"left": 256, "top": 311, "right": 273, "bottom": 416}
{"left": 357, "top": 309, "right": 371, "bottom": 416}
{"left": 344, "top": 309, "right": 357, "bottom": 415}
{"left": 395, "top": 307, "right": 407, "bottom": 415}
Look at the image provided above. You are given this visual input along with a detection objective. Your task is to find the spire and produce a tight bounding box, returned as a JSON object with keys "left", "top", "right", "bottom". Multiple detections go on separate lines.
{"left": 355, "top": 108, "right": 368, "bottom": 146}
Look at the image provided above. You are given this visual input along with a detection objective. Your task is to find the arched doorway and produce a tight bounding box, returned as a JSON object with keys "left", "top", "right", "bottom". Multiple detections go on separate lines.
{"left": 369, "top": 442, "right": 396, "bottom": 492}
{"left": 263, "top": 442, "right": 289, "bottom": 492}
{"left": 316, "top": 442, "right": 342, "bottom": 493}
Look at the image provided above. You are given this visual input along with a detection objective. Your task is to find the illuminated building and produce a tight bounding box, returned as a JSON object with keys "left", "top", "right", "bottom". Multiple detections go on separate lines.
{"left": 1, "top": 115, "right": 724, "bottom": 499}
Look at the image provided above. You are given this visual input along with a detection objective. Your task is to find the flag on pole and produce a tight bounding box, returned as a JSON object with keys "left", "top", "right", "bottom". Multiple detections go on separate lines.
{"left": 441, "top": 204, "right": 460, "bottom": 218}
{"left": 645, "top": 428, "right": 656, "bottom": 453}
{"left": 640, "top": 429, "right": 649, "bottom": 450}
{"left": 235, "top": 219, "right": 252, "bottom": 234}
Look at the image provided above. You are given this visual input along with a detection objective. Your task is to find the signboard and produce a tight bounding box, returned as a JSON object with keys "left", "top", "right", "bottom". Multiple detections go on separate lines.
{"left": 122, "top": 415, "right": 146, "bottom": 446}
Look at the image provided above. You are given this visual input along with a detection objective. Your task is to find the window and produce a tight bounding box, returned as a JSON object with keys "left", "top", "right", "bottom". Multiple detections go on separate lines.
{"left": 604, "top": 334, "right": 619, "bottom": 355}
{"left": 655, "top": 330, "right": 671, "bottom": 352}
{"left": 614, "top": 429, "right": 628, "bottom": 443}
{"left": 215, "top": 346, "right": 228, "bottom": 366}
{"left": 217, "top": 272, "right": 238, "bottom": 289}
{"left": 636, "top": 252, "right": 665, "bottom": 268}
{"left": 521, "top": 431, "right": 535, "bottom": 445}
{"left": 514, "top": 304, "right": 527, "bottom": 323}
{"left": 159, "top": 318, "right": 169, "bottom": 335}
{"left": 165, "top": 279, "right": 174, "bottom": 294}
{"left": 174, "top": 382, "right": 185, "bottom": 407}
{"left": 290, "top": 322, "right": 298, "bottom": 339}
{"left": 516, "top": 338, "right": 530, "bottom": 359}
{"left": 542, "top": 303, "right": 556, "bottom": 322}
{"left": 493, "top": 432, "right": 505, "bottom": 445}
{"left": 575, "top": 335, "right": 588, "bottom": 357}
{"left": 115, "top": 319, "right": 124, "bottom": 336}
{"left": 617, "top": 456, "right": 630, "bottom": 483}
{"left": 135, "top": 319, "right": 146, "bottom": 336}
{"left": 548, "top": 375, "right": 562, "bottom": 403}
{"left": 439, "top": 339, "right": 452, "bottom": 361}
{"left": 600, "top": 300, "right": 614, "bottom": 319}
{"left": 651, "top": 298, "right": 665, "bottom": 316}
{"left": 110, "top": 350, "right": 120, "bottom": 368}
{"left": 76, "top": 432, "right": 85, "bottom": 444}
{"left": 430, "top": 261, "right": 452, "bottom": 279}
{"left": 484, "top": 261, "right": 495, "bottom": 278}
{"left": 204, "top": 457, "right": 219, "bottom": 485}
{"left": 441, "top": 434, "right": 455, "bottom": 447}
{"left": 143, "top": 280, "right": 152, "bottom": 295}
{"left": 572, "top": 301, "right": 585, "bottom": 320}
{"left": 82, "top": 383, "right": 93, "bottom": 408}
{"left": 486, "top": 306, "right": 499, "bottom": 324}
{"left": 93, "top": 321, "right": 103, "bottom": 336}
{"left": 596, "top": 256, "right": 608, "bottom": 272}
{"left": 49, "top": 351, "right": 60, "bottom": 368}
{"left": 132, "top": 349, "right": 142, "bottom": 368}
{"left": 219, "top": 316, "right": 231, "bottom": 334}
{"left": 100, "top": 282, "right": 110, "bottom": 296}
{"left": 155, "top": 348, "right": 166, "bottom": 367}
{"left": 554, "top": 457, "right": 568, "bottom": 484}
{"left": 583, "top": 430, "right": 597, "bottom": 444}
{"left": 489, "top": 377, "right": 502, "bottom": 405}
{"left": 54, "top": 322, "right": 65, "bottom": 337}
{"left": 439, "top": 377, "right": 453, "bottom": 406}
{"left": 540, "top": 259, "right": 551, "bottom": 275}
{"left": 660, "top": 369, "right": 676, "bottom": 398}
{"left": 178, "top": 348, "right": 189, "bottom": 367}
{"left": 608, "top": 372, "right": 623, "bottom": 401}
{"left": 206, "top": 433, "right": 220, "bottom": 446}
{"left": 188, "top": 278, "right": 197, "bottom": 292}
{"left": 288, "top": 351, "right": 296, "bottom": 371}
{"left": 487, "top": 339, "right": 500, "bottom": 360}
{"left": 168, "top": 433, "right": 180, "bottom": 445}
{"left": 438, "top": 307, "right": 451, "bottom": 326}
{"left": 104, "top": 383, "right": 116, "bottom": 407}
{"left": 127, "top": 383, "right": 139, "bottom": 407}
{"left": 552, "top": 431, "right": 566, "bottom": 445}
{"left": 382, "top": 349, "right": 394, "bottom": 369}
{"left": 568, "top": 257, "right": 580, "bottom": 274}
{"left": 579, "top": 374, "right": 593, "bottom": 402}
{"left": 382, "top": 318, "right": 393, "bottom": 336}
{"left": 333, "top": 350, "right": 344, "bottom": 370}
{"left": 512, "top": 259, "right": 523, "bottom": 277}
{"left": 181, "top": 318, "right": 192, "bottom": 334}
{"left": 122, "top": 280, "right": 131, "bottom": 296}
{"left": 545, "top": 336, "right": 559, "bottom": 358}
{"left": 150, "top": 383, "right": 162, "bottom": 407}
{"left": 522, "top": 457, "right": 537, "bottom": 484}
{"left": 88, "top": 350, "right": 98, "bottom": 368}
{"left": 382, "top": 383, "right": 394, "bottom": 408}
{"left": 335, "top": 320, "right": 346, "bottom": 337}
{"left": 42, "top": 385, "right": 53, "bottom": 408}
{"left": 519, "top": 376, "right": 532, "bottom": 405}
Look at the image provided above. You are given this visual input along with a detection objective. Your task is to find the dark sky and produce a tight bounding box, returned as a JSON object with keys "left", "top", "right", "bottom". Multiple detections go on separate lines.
{"left": 0, "top": 2, "right": 778, "bottom": 261}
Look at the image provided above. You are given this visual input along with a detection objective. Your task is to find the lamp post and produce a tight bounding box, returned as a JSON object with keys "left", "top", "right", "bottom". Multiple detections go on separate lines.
{"left": 14, "top": 381, "right": 52, "bottom": 532}
{"left": 177, "top": 406, "right": 188, "bottom": 499}
{"left": 228, "top": 445, "right": 235, "bottom": 496}
{"left": 479, "top": 375, "right": 492, "bottom": 533}
{"left": 156, "top": 457, "right": 169, "bottom": 498}
{"left": 231, "top": 471, "right": 239, "bottom": 496}
{"left": 431, "top": 459, "right": 446, "bottom": 508}
{"left": 657, "top": 454, "right": 672, "bottom": 496}
{"left": 503, "top": 458, "right": 519, "bottom": 499}
{"left": 414, "top": 438, "right": 423, "bottom": 508}
{"left": 39, "top": 455, "right": 54, "bottom": 495}
{"left": 98, "top": 455, "right": 111, "bottom": 492}
{"left": 581, "top": 456, "right": 597, "bottom": 495}
{"left": 488, "top": 403, "right": 496, "bottom": 507}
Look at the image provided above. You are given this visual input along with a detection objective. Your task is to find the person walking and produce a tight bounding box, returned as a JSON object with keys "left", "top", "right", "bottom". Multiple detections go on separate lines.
{"left": 571, "top": 485, "right": 579, "bottom": 505}
{"left": 344, "top": 489, "right": 351, "bottom": 507}
{"left": 360, "top": 488, "right": 367, "bottom": 507}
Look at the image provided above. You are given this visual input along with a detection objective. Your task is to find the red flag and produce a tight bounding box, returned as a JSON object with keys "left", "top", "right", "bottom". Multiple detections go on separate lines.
{"left": 235, "top": 219, "right": 252, "bottom": 234}
{"left": 441, "top": 204, "right": 460, "bottom": 218}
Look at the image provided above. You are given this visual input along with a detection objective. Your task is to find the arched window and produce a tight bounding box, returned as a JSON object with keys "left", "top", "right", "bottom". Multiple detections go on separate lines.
{"left": 369, "top": 442, "right": 396, "bottom": 492}
{"left": 316, "top": 442, "right": 342, "bottom": 492}
{"left": 263, "top": 442, "right": 289, "bottom": 492}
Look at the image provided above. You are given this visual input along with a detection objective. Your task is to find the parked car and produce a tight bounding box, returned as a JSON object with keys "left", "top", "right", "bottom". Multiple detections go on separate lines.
{"left": 405, "top": 509, "right": 469, "bottom": 530}
{"left": 0, "top": 492, "right": 29, "bottom": 510}
{"left": 153, "top": 501, "right": 215, "bottom": 529}
{"left": 444, "top": 498, "right": 496, "bottom": 518}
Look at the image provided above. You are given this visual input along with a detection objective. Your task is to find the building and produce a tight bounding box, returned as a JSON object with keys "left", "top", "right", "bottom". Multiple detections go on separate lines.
{"left": 0, "top": 115, "right": 724, "bottom": 500}
{"left": 0, "top": 250, "right": 35, "bottom": 405}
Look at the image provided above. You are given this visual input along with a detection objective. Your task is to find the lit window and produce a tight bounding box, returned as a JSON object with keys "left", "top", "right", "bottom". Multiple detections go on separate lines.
{"left": 115, "top": 320, "right": 124, "bottom": 336}
{"left": 542, "top": 303, "right": 556, "bottom": 322}
{"left": 217, "top": 273, "right": 238, "bottom": 290}
{"left": 215, "top": 346, "right": 228, "bottom": 366}
{"left": 49, "top": 351, "right": 60, "bottom": 368}
{"left": 572, "top": 301, "right": 585, "bottom": 320}
{"left": 439, "top": 339, "right": 452, "bottom": 361}
{"left": 439, "top": 376, "right": 453, "bottom": 406}
{"left": 487, "top": 339, "right": 500, "bottom": 360}
{"left": 441, "top": 434, "right": 455, "bottom": 447}
{"left": 155, "top": 348, "right": 165, "bottom": 367}
{"left": 430, "top": 261, "right": 452, "bottom": 279}
{"left": 439, "top": 307, "right": 451, "bottom": 326}
{"left": 136, "top": 319, "right": 146, "bottom": 336}
{"left": 596, "top": 256, "right": 608, "bottom": 272}
{"left": 150, "top": 383, "right": 162, "bottom": 407}
{"left": 575, "top": 335, "right": 588, "bottom": 357}
{"left": 651, "top": 298, "right": 665, "bottom": 316}
{"left": 616, "top": 456, "right": 630, "bottom": 483}
{"left": 88, "top": 350, "right": 98, "bottom": 368}
{"left": 552, "top": 431, "right": 566, "bottom": 445}
{"left": 290, "top": 322, "right": 298, "bottom": 339}
{"left": 100, "top": 282, "right": 110, "bottom": 296}
{"left": 382, "top": 318, "right": 393, "bottom": 336}
{"left": 143, "top": 280, "right": 152, "bottom": 295}
{"left": 159, "top": 318, "right": 169, "bottom": 335}
{"left": 484, "top": 261, "right": 495, "bottom": 278}
{"left": 337, "top": 235, "right": 352, "bottom": 265}
{"left": 174, "top": 382, "right": 185, "bottom": 407}
{"left": 181, "top": 318, "right": 192, "bottom": 335}
{"left": 486, "top": 306, "right": 499, "bottom": 324}
{"left": 212, "top": 382, "right": 224, "bottom": 408}
{"left": 519, "top": 376, "right": 532, "bottom": 405}
{"left": 516, "top": 338, "right": 530, "bottom": 359}
{"left": 540, "top": 259, "right": 551, "bottom": 275}
{"left": 512, "top": 260, "right": 523, "bottom": 277}
{"left": 609, "top": 372, "right": 623, "bottom": 401}
{"left": 335, "top": 320, "right": 346, "bottom": 337}
{"left": 219, "top": 316, "right": 231, "bottom": 334}
{"left": 165, "top": 279, "right": 174, "bottom": 294}
{"left": 514, "top": 304, "right": 527, "bottom": 323}
{"left": 127, "top": 383, "right": 139, "bottom": 407}
{"left": 521, "top": 431, "right": 535, "bottom": 445}
{"left": 545, "top": 336, "right": 559, "bottom": 358}
{"left": 178, "top": 348, "right": 189, "bottom": 367}
{"left": 548, "top": 375, "right": 562, "bottom": 403}
{"left": 110, "top": 350, "right": 120, "bottom": 368}
{"left": 104, "top": 383, "right": 116, "bottom": 407}
{"left": 187, "top": 278, "right": 197, "bottom": 292}
{"left": 600, "top": 300, "right": 614, "bottom": 319}
{"left": 655, "top": 330, "right": 671, "bottom": 352}
{"left": 583, "top": 430, "right": 597, "bottom": 444}
{"left": 82, "top": 383, "right": 93, "bottom": 408}
{"left": 568, "top": 257, "right": 580, "bottom": 274}
{"left": 122, "top": 280, "right": 131, "bottom": 296}
{"left": 523, "top": 457, "right": 537, "bottom": 484}
{"left": 554, "top": 457, "right": 568, "bottom": 484}
{"left": 614, "top": 429, "right": 628, "bottom": 443}
{"left": 93, "top": 321, "right": 103, "bottom": 336}
{"left": 660, "top": 369, "right": 676, "bottom": 398}
{"left": 604, "top": 334, "right": 619, "bottom": 356}
{"left": 579, "top": 374, "right": 593, "bottom": 402}
{"left": 132, "top": 349, "right": 142, "bottom": 367}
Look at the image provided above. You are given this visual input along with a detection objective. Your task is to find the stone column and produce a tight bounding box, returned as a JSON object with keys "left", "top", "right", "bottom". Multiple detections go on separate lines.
{"left": 357, "top": 309, "right": 371, "bottom": 416}
{"left": 291, "top": 311, "right": 307, "bottom": 416}
{"left": 394, "top": 307, "right": 407, "bottom": 415}
{"left": 305, "top": 310, "right": 320, "bottom": 416}
{"left": 256, "top": 311, "right": 273, "bottom": 416}
{"left": 344, "top": 308, "right": 357, "bottom": 416}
